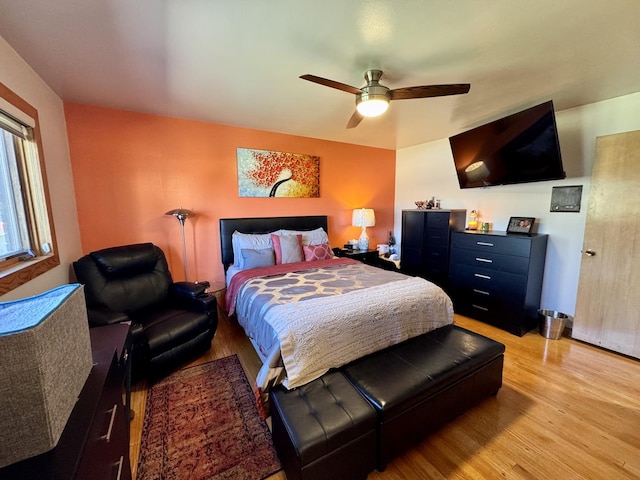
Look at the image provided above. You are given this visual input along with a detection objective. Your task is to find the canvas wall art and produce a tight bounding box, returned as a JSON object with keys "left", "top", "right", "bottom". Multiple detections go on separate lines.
{"left": 237, "top": 148, "right": 320, "bottom": 198}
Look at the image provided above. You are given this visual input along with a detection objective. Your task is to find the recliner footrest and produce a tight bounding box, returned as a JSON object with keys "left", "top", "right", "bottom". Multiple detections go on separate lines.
{"left": 270, "top": 371, "right": 377, "bottom": 480}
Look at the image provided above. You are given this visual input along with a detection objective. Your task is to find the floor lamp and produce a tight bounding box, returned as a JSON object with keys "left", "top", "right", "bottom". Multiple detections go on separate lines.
{"left": 165, "top": 207, "right": 195, "bottom": 281}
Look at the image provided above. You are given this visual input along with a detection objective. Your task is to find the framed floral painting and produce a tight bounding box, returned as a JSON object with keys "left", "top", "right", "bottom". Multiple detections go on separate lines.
{"left": 237, "top": 148, "right": 320, "bottom": 198}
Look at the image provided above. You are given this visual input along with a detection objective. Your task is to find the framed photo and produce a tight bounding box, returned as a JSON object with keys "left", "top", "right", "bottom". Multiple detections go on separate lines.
{"left": 507, "top": 216, "right": 535, "bottom": 235}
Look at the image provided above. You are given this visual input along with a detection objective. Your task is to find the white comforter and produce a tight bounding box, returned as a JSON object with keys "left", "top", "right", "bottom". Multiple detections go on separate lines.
{"left": 266, "top": 276, "right": 452, "bottom": 388}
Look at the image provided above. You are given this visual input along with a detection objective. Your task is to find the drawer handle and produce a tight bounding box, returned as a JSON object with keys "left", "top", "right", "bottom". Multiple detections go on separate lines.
{"left": 475, "top": 257, "right": 493, "bottom": 263}
{"left": 476, "top": 241, "right": 494, "bottom": 247}
{"left": 102, "top": 404, "right": 118, "bottom": 442}
{"left": 473, "top": 288, "right": 490, "bottom": 295}
{"left": 474, "top": 273, "right": 491, "bottom": 280}
{"left": 114, "top": 456, "right": 124, "bottom": 480}
{"left": 472, "top": 304, "right": 489, "bottom": 312}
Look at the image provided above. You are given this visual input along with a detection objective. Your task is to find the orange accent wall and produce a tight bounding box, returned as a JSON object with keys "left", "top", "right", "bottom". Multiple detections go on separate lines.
{"left": 65, "top": 103, "right": 396, "bottom": 283}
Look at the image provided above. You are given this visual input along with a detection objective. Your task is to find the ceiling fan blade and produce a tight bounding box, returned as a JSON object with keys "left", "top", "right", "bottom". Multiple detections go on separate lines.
{"left": 346, "top": 110, "right": 364, "bottom": 129}
{"left": 300, "top": 74, "right": 363, "bottom": 95}
{"left": 389, "top": 83, "right": 470, "bottom": 100}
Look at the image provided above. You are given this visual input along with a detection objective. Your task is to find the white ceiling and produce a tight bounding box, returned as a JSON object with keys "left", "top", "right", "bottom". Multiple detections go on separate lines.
{"left": 1, "top": 0, "right": 639, "bottom": 150}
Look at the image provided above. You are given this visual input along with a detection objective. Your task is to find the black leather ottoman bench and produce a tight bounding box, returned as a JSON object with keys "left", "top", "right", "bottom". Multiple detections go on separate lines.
{"left": 343, "top": 324, "right": 505, "bottom": 470}
{"left": 270, "top": 371, "right": 377, "bottom": 480}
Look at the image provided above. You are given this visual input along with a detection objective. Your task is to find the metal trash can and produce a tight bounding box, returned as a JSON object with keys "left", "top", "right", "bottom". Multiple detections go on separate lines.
{"left": 538, "top": 310, "right": 569, "bottom": 339}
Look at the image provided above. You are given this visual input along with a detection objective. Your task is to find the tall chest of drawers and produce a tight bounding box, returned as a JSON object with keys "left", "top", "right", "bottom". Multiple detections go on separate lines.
{"left": 449, "top": 231, "right": 548, "bottom": 336}
{"left": 400, "top": 209, "right": 466, "bottom": 290}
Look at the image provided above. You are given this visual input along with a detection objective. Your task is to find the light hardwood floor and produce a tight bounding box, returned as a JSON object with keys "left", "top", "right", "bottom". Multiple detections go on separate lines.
{"left": 129, "top": 312, "right": 640, "bottom": 480}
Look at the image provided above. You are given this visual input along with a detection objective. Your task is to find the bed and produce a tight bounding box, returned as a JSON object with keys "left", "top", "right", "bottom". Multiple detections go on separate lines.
{"left": 220, "top": 215, "right": 454, "bottom": 394}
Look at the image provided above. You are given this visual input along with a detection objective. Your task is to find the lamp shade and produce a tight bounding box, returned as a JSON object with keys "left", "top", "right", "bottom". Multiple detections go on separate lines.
{"left": 165, "top": 207, "right": 195, "bottom": 224}
{"left": 0, "top": 284, "right": 93, "bottom": 467}
{"left": 352, "top": 208, "right": 376, "bottom": 228}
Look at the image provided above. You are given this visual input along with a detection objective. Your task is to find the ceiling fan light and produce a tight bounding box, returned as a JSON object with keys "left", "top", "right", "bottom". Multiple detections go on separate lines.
{"left": 356, "top": 97, "right": 389, "bottom": 117}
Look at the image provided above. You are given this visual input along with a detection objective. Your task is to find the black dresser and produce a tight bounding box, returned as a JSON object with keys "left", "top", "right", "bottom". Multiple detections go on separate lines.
{"left": 449, "top": 231, "right": 548, "bottom": 336}
{"left": 400, "top": 209, "right": 466, "bottom": 290}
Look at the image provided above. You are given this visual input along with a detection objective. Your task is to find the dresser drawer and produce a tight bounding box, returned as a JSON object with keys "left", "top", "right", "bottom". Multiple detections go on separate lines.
{"left": 452, "top": 295, "right": 521, "bottom": 332}
{"left": 425, "top": 211, "right": 452, "bottom": 229}
{"left": 450, "top": 247, "right": 530, "bottom": 275}
{"left": 75, "top": 353, "right": 131, "bottom": 480}
{"left": 423, "top": 243, "right": 449, "bottom": 263}
{"left": 423, "top": 260, "right": 449, "bottom": 278}
{"left": 451, "top": 232, "right": 532, "bottom": 257}
{"left": 425, "top": 227, "right": 449, "bottom": 247}
{"left": 449, "top": 263, "right": 527, "bottom": 299}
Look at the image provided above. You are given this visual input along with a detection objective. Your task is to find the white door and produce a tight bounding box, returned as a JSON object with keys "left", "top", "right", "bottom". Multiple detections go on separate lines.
{"left": 573, "top": 130, "right": 640, "bottom": 359}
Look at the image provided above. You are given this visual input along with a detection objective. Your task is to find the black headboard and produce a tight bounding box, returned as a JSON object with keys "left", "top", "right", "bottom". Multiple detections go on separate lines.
{"left": 219, "top": 215, "right": 328, "bottom": 268}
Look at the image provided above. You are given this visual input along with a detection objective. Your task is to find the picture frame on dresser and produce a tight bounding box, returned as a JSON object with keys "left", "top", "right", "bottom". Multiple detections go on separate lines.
{"left": 507, "top": 216, "right": 535, "bottom": 235}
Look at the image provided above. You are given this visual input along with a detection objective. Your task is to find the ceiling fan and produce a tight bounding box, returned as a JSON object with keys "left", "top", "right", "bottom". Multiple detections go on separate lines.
{"left": 300, "top": 69, "right": 470, "bottom": 128}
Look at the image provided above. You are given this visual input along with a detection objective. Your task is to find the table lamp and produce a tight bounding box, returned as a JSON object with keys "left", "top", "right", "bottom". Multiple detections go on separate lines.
{"left": 352, "top": 208, "right": 375, "bottom": 251}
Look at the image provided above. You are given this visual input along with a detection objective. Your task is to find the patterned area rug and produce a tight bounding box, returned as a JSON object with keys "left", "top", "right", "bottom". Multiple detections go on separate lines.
{"left": 136, "top": 355, "right": 282, "bottom": 480}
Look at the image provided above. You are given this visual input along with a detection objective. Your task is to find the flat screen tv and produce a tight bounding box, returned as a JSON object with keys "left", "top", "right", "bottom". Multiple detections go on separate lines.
{"left": 449, "top": 100, "right": 565, "bottom": 188}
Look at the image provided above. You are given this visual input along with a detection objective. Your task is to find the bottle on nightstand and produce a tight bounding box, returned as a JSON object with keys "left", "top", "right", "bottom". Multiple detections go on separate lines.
{"left": 388, "top": 231, "right": 396, "bottom": 255}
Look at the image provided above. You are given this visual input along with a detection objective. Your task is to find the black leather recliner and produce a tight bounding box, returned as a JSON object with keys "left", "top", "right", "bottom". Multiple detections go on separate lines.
{"left": 73, "top": 242, "right": 218, "bottom": 382}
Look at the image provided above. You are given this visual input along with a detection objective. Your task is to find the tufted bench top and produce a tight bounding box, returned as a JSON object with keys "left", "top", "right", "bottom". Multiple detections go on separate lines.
{"left": 343, "top": 324, "right": 505, "bottom": 418}
{"left": 270, "top": 370, "right": 377, "bottom": 480}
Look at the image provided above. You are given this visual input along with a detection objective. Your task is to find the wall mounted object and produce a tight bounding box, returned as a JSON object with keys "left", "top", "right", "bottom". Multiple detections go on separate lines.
{"left": 237, "top": 148, "right": 319, "bottom": 197}
{"left": 550, "top": 185, "right": 583, "bottom": 212}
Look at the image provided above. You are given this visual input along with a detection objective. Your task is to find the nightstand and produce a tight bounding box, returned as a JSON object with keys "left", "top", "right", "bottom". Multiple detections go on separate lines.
{"left": 336, "top": 249, "right": 379, "bottom": 265}
{"left": 207, "top": 281, "right": 227, "bottom": 320}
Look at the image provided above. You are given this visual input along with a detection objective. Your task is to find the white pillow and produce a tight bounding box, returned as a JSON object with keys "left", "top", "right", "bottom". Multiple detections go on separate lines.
{"left": 231, "top": 231, "right": 274, "bottom": 268}
{"left": 279, "top": 227, "right": 329, "bottom": 246}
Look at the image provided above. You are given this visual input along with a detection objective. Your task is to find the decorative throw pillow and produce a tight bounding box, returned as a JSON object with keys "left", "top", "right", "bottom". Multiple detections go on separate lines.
{"left": 303, "top": 242, "right": 333, "bottom": 261}
{"left": 279, "top": 227, "right": 329, "bottom": 246}
{"left": 271, "top": 233, "right": 303, "bottom": 264}
{"left": 240, "top": 248, "right": 275, "bottom": 270}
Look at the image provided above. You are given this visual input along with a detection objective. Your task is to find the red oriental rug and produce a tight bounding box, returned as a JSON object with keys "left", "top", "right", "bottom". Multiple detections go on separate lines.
{"left": 136, "top": 355, "right": 282, "bottom": 480}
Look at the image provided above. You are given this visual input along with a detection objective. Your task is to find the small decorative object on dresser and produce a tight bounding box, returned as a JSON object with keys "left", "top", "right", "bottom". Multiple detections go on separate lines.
{"left": 507, "top": 216, "right": 535, "bottom": 235}
{"left": 467, "top": 209, "right": 478, "bottom": 230}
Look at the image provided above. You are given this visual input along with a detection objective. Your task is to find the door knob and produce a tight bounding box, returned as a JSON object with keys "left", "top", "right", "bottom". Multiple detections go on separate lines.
{"left": 584, "top": 249, "right": 596, "bottom": 256}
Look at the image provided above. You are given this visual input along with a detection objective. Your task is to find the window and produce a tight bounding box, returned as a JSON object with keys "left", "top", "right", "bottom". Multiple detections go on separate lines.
{"left": 0, "top": 82, "right": 59, "bottom": 294}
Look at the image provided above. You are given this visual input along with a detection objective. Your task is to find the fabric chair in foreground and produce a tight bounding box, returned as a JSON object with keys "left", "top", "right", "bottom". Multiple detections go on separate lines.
{"left": 73, "top": 242, "right": 218, "bottom": 382}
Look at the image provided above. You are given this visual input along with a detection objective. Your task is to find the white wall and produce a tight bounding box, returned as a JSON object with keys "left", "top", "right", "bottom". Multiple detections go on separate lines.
{"left": 0, "top": 35, "right": 83, "bottom": 301}
{"left": 395, "top": 92, "right": 640, "bottom": 316}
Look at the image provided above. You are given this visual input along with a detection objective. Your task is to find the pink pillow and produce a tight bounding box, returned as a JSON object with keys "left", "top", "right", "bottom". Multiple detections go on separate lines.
{"left": 270, "top": 233, "right": 304, "bottom": 264}
{"left": 303, "top": 242, "right": 333, "bottom": 261}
